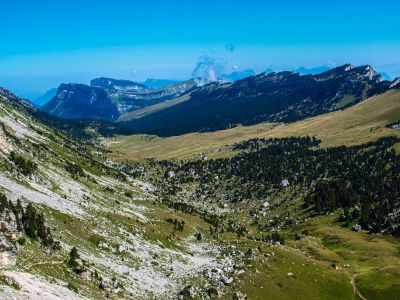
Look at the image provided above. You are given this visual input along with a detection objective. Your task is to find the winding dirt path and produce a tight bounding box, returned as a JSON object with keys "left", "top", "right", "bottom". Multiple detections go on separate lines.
{"left": 351, "top": 274, "right": 368, "bottom": 300}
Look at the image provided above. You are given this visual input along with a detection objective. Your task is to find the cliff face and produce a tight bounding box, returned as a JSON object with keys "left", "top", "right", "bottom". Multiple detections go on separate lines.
{"left": 42, "top": 84, "right": 120, "bottom": 121}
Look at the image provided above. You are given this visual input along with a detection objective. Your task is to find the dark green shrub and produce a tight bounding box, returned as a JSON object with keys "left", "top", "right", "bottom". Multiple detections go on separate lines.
{"left": 9, "top": 151, "right": 37, "bottom": 176}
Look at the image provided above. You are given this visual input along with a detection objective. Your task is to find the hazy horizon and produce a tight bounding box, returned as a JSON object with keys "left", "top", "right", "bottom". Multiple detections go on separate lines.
{"left": 1, "top": 0, "right": 399, "bottom": 99}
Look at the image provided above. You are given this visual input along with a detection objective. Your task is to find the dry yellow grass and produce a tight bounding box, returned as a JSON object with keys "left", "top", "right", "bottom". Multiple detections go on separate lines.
{"left": 107, "top": 90, "right": 400, "bottom": 161}
{"left": 117, "top": 93, "right": 192, "bottom": 122}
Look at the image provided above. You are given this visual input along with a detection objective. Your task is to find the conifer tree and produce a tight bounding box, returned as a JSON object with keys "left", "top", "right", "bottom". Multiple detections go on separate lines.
{"left": 68, "top": 247, "right": 80, "bottom": 269}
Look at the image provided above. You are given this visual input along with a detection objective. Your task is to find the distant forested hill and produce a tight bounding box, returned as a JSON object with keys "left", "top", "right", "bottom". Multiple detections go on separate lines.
{"left": 120, "top": 65, "right": 398, "bottom": 136}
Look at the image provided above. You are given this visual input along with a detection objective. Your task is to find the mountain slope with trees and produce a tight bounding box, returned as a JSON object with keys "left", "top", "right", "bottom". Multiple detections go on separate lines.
{"left": 119, "top": 64, "right": 397, "bottom": 136}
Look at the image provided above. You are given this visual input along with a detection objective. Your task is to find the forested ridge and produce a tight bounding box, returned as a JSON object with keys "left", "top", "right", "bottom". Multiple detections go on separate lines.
{"left": 122, "top": 65, "right": 397, "bottom": 136}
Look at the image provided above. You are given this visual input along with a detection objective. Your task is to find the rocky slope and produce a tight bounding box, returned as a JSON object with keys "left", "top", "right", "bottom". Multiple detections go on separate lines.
{"left": 0, "top": 87, "right": 236, "bottom": 299}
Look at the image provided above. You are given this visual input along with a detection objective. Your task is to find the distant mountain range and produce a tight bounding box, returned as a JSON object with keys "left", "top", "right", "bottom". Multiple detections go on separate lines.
{"left": 38, "top": 64, "right": 400, "bottom": 136}
{"left": 41, "top": 78, "right": 196, "bottom": 121}
{"left": 33, "top": 78, "right": 190, "bottom": 107}
{"left": 32, "top": 66, "right": 336, "bottom": 109}
{"left": 117, "top": 65, "right": 399, "bottom": 136}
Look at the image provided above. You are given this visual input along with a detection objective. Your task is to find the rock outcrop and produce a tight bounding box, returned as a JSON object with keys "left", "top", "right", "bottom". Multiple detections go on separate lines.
{"left": 0, "top": 209, "right": 20, "bottom": 266}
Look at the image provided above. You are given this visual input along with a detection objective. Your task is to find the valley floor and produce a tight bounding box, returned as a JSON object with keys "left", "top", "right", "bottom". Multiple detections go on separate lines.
{"left": 107, "top": 90, "right": 400, "bottom": 161}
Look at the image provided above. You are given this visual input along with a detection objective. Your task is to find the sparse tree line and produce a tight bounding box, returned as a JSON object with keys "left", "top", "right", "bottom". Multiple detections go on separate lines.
{"left": 65, "top": 161, "right": 86, "bottom": 178}
{"left": 160, "top": 136, "right": 400, "bottom": 236}
{"left": 232, "top": 136, "right": 320, "bottom": 152}
{"left": 160, "top": 196, "right": 223, "bottom": 228}
{"left": 0, "top": 193, "right": 104, "bottom": 292}
{"left": 9, "top": 151, "right": 37, "bottom": 176}
{"left": 0, "top": 193, "right": 60, "bottom": 249}
{"left": 165, "top": 218, "right": 185, "bottom": 231}
{"left": 253, "top": 232, "right": 286, "bottom": 245}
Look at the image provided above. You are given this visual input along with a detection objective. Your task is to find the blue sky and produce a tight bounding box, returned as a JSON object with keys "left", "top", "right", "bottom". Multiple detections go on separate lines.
{"left": 1, "top": 0, "right": 400, "bottom": 99}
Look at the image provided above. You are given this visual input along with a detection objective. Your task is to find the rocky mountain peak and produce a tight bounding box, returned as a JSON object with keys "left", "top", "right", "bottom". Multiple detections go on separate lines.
{"left": 315, "top": 64, "right": 385, "bottom": 83}
{"left": 363, "top": 65, "right": 384, "bottom": 82}
{"left": 344, "top": 64, "right": 356, "bottom": 71}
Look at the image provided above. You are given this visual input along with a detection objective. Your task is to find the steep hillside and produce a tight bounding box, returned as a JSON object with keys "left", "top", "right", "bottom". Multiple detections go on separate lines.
{"left": 119, "top": 64, "right": 395, "bottom": 136}
{"left": 42, "top": 84, "right": 120, "bottom": 121}
{"left": 0, "top": 88, "right": 238, "bottom": 299}
{"left": 108, "top": 89, "right": 400, "bottom": 161}
{"left": 1, "top": 87, "right": 400, "bottom": 299}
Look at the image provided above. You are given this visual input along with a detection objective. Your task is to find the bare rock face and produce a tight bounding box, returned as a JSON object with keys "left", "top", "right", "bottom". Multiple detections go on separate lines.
{"left": 0, "top": 235, "right": 17, "bottom": 266}
{"left": 1, "top": 209, "right": 19, "bottom": 240}
{"left": 281, "top": 179, "right": 290, "bottom": 187}
{"left": 0, "top": 209, "right": 20, "bottom": 266}
{"left": 40, "top": 78, "right": 196, "bottom": 122}
{"left": 0, "top": 127, "right": 12, "bottom": 153}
